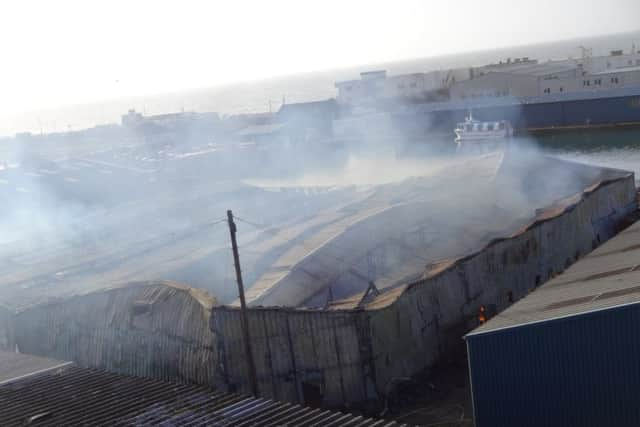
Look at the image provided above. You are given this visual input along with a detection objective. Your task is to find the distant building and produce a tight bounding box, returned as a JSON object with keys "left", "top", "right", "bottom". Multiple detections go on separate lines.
{"left": 450, "top": 62, "right": 579, "bottom": 99}
{"left": 121, "top": 109, "right": 144, "bottom": 128}
{"left": 234, "top": 122, "right": 288, "bottom": 147}
{"left": 579, "top": 49, "right": 640, "bottom": 74}
{"left": 146, "top": 111, "right": 199, "bottom": 128}
{"left": 334, "top": 69, "right": 460, "bottom": 105}
{"left": 450, "top": 58, "right": 640, "bottom": 100}
{"left": 121, "top": 109, "right": 220, "bottom": 134}
{"left": 277, "top": 99, "right": 339, "bottom": 140}
{"left": 475, "top": 57, "right": 539, "bottom": 75}
{"left": 222, "top": 112, "right": 276, "bottom": 133}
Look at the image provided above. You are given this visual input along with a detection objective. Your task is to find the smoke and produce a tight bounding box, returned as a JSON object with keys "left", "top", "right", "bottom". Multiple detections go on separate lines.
{"left": 0, "top": 102, "right": 627, "bottom": 309}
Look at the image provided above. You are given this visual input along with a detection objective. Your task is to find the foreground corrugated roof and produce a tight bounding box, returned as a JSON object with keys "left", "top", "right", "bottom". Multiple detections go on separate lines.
{"left": 0, "top": 352, "right": 71, "bottom": 385}
{"left": 469, "top": 218, "right": 640, "bottom": 336}
{"left": 0, "top": 360, "right": 407, "bottom": 426}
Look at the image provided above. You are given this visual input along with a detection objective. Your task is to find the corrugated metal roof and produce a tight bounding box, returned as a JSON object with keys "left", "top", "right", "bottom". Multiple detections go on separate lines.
{"left": 0, "top": 351, "right": 71, "bottom": 385}
{"left": 469, "top": 218, "right": 640, "bottom": 335}
{"left": 0, "top": 359, "right": 407, "bottom": 426}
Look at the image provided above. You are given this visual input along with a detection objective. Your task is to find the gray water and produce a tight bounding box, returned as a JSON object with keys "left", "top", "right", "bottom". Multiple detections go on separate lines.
{"left": 533, "top": 128, "right": 640, "bottom": 180}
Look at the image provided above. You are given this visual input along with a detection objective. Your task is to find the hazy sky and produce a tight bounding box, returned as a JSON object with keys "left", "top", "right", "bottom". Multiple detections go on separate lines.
{"left": 2, "top": 0, "right": 639, "bottom": 114}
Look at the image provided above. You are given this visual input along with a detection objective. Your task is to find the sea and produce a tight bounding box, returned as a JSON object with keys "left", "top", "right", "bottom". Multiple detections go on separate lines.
{"left": 4, "top": 30, "right": 640, "bottom": 178}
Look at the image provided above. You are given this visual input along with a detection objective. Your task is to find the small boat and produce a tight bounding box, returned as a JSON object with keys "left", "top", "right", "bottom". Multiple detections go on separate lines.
{"left": 454, "top": 113, "right": 513, "bottom": 154}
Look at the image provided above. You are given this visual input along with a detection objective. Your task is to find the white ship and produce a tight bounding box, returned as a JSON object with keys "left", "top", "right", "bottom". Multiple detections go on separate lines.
{"left": 454, "top": 113, "right": 513, "bottom": 154}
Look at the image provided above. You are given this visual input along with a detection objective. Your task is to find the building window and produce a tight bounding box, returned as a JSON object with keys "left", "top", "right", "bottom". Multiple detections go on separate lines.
{"left": 559, "top": 87, "right": 564, "bottom": 92}
{"left": 543, "top": 88, "right": 551, "bottom": 94}
{"left": 594, "top": 79, "right": 602, "bottom": 85}
{"left": 611, "top": 77, "right": 619, "bottom": 84}
{"left": 409, "top": 82, "right": 417, "bottom": 88}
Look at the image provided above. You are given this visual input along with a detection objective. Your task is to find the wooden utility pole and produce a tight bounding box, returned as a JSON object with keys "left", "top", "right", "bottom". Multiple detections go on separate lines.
{"left": 226, "top": 210, "right": 259, "bottom": 396}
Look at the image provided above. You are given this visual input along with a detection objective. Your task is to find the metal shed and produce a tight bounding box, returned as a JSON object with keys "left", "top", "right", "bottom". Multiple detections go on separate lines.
{"left": 465, "top": 219, "right": 640, "bottom": 427}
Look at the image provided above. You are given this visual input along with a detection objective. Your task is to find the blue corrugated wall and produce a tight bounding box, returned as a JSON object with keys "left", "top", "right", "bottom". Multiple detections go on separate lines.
{"left": 467, "top": 303, "right": 640, "bottom": 427}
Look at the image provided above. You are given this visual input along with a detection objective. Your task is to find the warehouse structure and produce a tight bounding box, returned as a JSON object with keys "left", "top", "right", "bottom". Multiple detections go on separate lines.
{"left": 466, "top": 219, "right": 640, "bottom": 427}
{"left": 7, "top": 281, "right": 218, "bottom": 386}
{"left": 2, "top": 157, "right": 637, "bottom": 408}
{"left": 212, "top": 169, "right": 636, "bottom": 405}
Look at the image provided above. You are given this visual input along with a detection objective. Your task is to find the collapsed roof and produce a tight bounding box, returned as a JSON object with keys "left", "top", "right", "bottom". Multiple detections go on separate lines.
{"left": 0, "top": 146, "right": 627, "bottom": 311}
{"left": 236, "top": 150, "right": 626, "bottom": 308}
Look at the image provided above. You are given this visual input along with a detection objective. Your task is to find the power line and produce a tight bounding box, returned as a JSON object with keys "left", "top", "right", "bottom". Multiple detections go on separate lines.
{"left": 204, "top": 218, "right": 228, "bottom": 227}
{"left": 233, "top": 216, "right": 275, "bottom": 231}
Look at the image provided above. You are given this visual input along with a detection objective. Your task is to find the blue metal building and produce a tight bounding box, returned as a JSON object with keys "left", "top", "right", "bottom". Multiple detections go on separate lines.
{"left": 466, "top": 220, "right": 640, "bottom": 427}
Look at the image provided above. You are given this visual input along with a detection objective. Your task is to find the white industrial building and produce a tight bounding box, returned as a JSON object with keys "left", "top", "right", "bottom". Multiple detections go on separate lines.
{"left": 450, "top": 62, "right": 579, "bottom": 99}
{"left": 334, "top": 68, "right": 471, "bottom": 105}
{"left": 335, "top": 49, "right": 640, "bottom": 105}
{"left": 579, "top": 48, "right": 640, "bottom": 73}
{"left": 450, "top": 58, "right": 640, "bottom": 100}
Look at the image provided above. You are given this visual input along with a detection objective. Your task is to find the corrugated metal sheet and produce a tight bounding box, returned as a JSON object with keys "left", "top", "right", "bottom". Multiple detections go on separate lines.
{"left": 470, "top": 218, "right": 640, "bottom": 335}
{"left": 367, "top": 174, "right": 637, "bottom": 396}
{"left": 467, "top": 302, "right": 640, "bottom": 427}
{"left": 0, "top": 363, "right": 406, "bottom": 426}
{"left": 212, "top": 174, "right": 637, "bottom": 405}
{"left": 211, "top": 307, "right": 376, "bottom": 406}
{"left": 13, "top": 281, "right": 217, "bottom": 386}
{"left": 0, "top": 351, "right": 70, "bottom": 384}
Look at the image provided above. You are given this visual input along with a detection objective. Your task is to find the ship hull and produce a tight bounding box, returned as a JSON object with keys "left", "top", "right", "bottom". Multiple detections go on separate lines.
{"left": 391, "top": 93, "right": 640, "bottom": 136}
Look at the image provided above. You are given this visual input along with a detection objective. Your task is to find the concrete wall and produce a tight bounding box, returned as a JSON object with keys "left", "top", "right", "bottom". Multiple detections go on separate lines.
{"left": 12, "top": 281, "right": 217, "bottom": 386}
{"left": 211, "top": 174, "right": 637, "bottom": 405}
